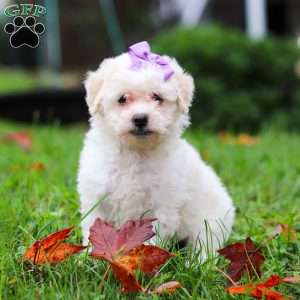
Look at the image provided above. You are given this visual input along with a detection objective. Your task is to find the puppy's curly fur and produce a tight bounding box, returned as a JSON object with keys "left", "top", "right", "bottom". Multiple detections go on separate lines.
{"left": 78, "top": 50, "right": 235, "bottom": 257}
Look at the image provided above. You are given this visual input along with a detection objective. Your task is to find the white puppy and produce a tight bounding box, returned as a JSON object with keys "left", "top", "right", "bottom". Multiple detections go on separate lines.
{"left": 78, "top": 42, "right": 234, "bottom": 256}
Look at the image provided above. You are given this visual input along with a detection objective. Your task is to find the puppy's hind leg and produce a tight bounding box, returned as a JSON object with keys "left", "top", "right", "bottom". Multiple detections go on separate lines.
{"left": 188, "top": 214, "right": 234, "bottom": 262}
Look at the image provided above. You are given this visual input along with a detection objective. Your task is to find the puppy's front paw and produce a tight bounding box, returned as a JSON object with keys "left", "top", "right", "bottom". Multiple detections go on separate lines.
{"left": 146, "top": 236, "right": 159, "bottom": 246}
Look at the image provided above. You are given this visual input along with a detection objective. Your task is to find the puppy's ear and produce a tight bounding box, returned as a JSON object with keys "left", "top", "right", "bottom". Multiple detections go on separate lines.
{"left": 85, "top": 58, "right": 114, "bottom": 115}
{"left": 84, "top": 69, "right": 104, "bottom": 115}
{"left": 176, "top": 71, "right": 194, "bottom": 113}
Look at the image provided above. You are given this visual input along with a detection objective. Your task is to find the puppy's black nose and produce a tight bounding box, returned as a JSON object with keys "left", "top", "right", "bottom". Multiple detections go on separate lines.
{"left": 133, "top": 114, "right": 148, "bottom": 129}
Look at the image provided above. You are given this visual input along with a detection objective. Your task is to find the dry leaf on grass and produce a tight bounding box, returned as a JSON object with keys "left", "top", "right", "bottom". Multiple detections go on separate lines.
{"left": 218, "top": 132, "right": 259, "bottom": 146}
{"left": 3, "top": 131, "right": 32, "bottom": 151}
{"left": 237, "top": 133, "right": 259, "bottom": 145}
{"left": 227, "top": 274, "right": 300, "bottom": 299}
{"left": 24, "top": 227, "right": 86, "bottom": 265}
{"left": 272, "top": 224, "right": 297, "bottom": 240}
{"left": 30, "top": 162, "right": 46, "bottom": 171}
{"left": 116, "top": 244, "right": 173, "bottom": 275}
{"left": 89, "top": 218, "right": 175, "bottom": 293}
{"left": 89, "top": 218, "right": 157, "bottom": 259}
{"left": 110, "top": 262, "right": 143, "bottom": 292}
{"left": 152, "top": 281, "right": 182, "bottom": 295}
{"left": 218, "top": 237, "right": 265, "bottom": 282}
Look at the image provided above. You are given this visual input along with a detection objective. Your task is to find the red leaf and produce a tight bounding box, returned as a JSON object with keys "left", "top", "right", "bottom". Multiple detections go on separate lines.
{"left": 227, "top": 284, "right": 286, "bottom": 300}
{"left": 3, "top": 131, "right": 32, "bottom": 151}
{"left": 24, "top": 227, "right": 86, "bottom": 264}
{"left": 89, "top": 219, "right": 119, "bottom": 260}
{"left": 110, "top": 262, "right": 142, "bottom": 293}
{"left": 116, "top": 245, "right": 174, "bottom": 275}
{"left": 227, "top": 274, "right": 298, "bottom": 300}
{"left": 252, "top": 287, "right": 286, "bottom": 300}
{"left": 115, "top": 218, "right": 157, "bottom": 254}
{"left": 135, "top": 245, "right": 174, "bottom": 274}
{"left": 24, "top": 227, "right": 73, "bottom": 258}
{"left": 218, "top": 237, "right": 265, "bottom": 282}
{"left": 263, "top": 275, "right": 282, "bottom": 287}
{"left": 27, "top": 243, "right": 86, "bottom": 265}
{"left": 152, "top": 281, "right": 182, "bottom": 294}
{"left": 89, "top": 217, "right": 156, "bottom": 260}
{"left": 89, "top": 218, "right": 176, "bottom": 294}
{"left": 227, "top": 284, "right": 256, "bottom": 295}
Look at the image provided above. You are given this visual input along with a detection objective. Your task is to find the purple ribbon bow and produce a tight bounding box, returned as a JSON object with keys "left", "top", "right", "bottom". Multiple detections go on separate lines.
{"left": 128, "top": 41, "right": 174, "bottom": 81}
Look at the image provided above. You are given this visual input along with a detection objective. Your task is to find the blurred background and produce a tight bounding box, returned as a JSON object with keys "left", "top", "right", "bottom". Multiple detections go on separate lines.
{"left": 1, "top": 0, "right": 300, "bottom": 131}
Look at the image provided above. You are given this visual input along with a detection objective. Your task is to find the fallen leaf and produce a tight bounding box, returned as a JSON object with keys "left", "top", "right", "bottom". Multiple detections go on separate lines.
{"left": 272, "top": 224, "right": 297, "bottom": 240}
{"left": 108, "top": 245, "right": 173, "bottom": 293}
{"left": 237, "top": 134, "right": 259, "bottom": 146}
{"left": 26, "top": 227, "right": 73, "bottom": 254}
{"left": 24, "top": 227, "right": 86, "bottom": 265}
{"left": 116, "top": 245, "right": 174, "bottom": 275}
{"left": 28, "top": 243, "right": 86, "bottom": 265}
{"left": 227, "top": 274, "right": 298, "bottom": 300}
{"left": 110, "top": 262, "right": 143, "bottom": 292}
{"left": 30, "top": 162, "right": 45, "bottom": 171}
{"left": 3, "top": 131, "right": 32, "bottom": 151}
{"left": 218, "top": 237, "right": 265, "bottom": 282}
{"left": 262, "top": 275, "right": 282, "bottom": 287}
{"left": 89, "top": 218, "right": 156, "bottom": 261}
{"left": 89, "top": 218, "right": 174, "bottom": 293}
{"left": 218, "top": 132, "right": 259, "bottom": 146}
{"left": 252, "top": 287, "right": 286, "bottom": 300}
{"left": 152, "top": 281, "right": 182, "bottom": 294}
{"left": 227, "top": 284, "right": 256, "bottom": 295}
{"left": 9, "top": 162, "right": 46, "bottom": 172}
{"left": 282, "top": 276, "right": 300, "bottom": 283}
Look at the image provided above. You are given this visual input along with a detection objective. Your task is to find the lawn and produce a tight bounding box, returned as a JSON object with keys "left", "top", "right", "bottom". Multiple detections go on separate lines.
{"left": 0, "top": 120, "right": 299, "bottom": 299}
{"left": 0, "top": 69, "right": 40, "bottom": 94}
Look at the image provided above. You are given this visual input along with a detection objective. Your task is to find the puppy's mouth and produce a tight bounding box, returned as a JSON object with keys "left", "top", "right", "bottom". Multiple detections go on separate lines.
{"left": 130, "top": 129, "right": 154, "bottom": 138}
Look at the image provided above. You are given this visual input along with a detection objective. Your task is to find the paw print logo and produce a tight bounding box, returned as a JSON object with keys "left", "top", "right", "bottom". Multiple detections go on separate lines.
{"left": 4, "top": 16, "right": 45, "bottom": 48}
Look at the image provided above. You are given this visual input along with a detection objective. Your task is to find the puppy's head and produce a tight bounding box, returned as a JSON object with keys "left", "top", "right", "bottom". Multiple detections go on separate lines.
{"left": 85, "top": 43, "right": 194, "bottom": 148}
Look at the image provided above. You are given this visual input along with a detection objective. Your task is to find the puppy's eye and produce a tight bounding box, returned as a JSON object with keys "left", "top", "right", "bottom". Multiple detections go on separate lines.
{"left": 118, "top": 95, "right": 127, "bottom": 104}
{"left": 152, "top": 93, "right": 163, "bottom": 103}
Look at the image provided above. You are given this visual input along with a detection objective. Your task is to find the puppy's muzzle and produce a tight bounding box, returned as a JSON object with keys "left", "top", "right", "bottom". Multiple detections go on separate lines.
{"left": 131, "top": 114, "right": 152, "bottom": 137}
{"left": 133, "top": 113, "right": 148, "bottom": 128}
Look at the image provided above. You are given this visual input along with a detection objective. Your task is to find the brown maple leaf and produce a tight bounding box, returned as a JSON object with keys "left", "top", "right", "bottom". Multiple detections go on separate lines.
{"left": 227, "top": 274, "right": 299, "bottom": 300}
{"left": 3, "top": 131, "right": 32, "bottom": 151}
{"left": 30, "top": 162, "right": 45, "bottom": 171}
{"left": 152, "top": 281, "right": 182, "bottom": 295}
{"left": 272, "top": 224, "right": 297, "bottom": 240}
{"left": 24, "top": 227, "right": 86, "bottom": 265}
{"left": 89, "top": 218, "right": 174, "bottom": 293}
{"left": 218, "top": 237, "right": 265, "bottom": 282}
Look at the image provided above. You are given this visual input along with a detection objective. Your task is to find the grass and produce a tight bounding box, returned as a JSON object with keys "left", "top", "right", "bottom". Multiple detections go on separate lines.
{"left": 0, "top": 69, "right": 40, "bottom": 94}
{"left": 0, "top": 68, "right": 80, "bottom": 94}
{"left": 0, "top": 120, "right": 299, "bottom": 299}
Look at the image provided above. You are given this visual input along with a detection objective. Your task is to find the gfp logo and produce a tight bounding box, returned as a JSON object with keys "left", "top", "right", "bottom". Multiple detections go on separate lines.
{"left": 3, "top": 4, "right": 46, "bottom": 48}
